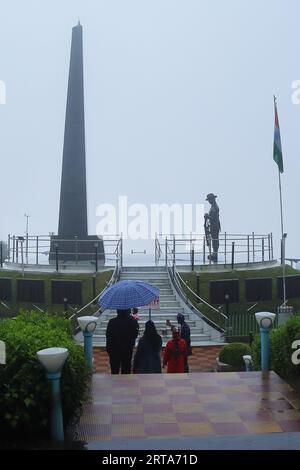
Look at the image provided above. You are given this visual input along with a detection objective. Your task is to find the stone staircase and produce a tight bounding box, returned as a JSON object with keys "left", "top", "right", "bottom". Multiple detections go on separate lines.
{"left": 92, "top": 266, "right": 224, "bottom": 347}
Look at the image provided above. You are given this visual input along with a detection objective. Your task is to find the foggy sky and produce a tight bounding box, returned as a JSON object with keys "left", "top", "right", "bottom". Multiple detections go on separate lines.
{"left": 0, "top": 0, "right": 300, "bottom": 260}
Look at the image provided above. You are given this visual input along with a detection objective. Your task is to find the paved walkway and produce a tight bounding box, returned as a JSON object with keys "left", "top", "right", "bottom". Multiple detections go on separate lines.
{"left": 93, "top": 345, "right": 224, "bottom": 373}
{"left": 75, "top": 371, "right": 300, "bottom": 447}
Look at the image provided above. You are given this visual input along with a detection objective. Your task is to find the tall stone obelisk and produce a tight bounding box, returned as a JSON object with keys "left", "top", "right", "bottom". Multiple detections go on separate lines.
{"left": 50, "top": 22, "right": 104, "bottom": 263}
{"left": 58, "top": 21, "right": 88, "bottom": 239}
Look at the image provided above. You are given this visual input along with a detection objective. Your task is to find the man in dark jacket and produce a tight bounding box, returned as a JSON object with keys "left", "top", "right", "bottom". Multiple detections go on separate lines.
{"left": 177, "top": 313, "right": 192, "bottom": 372}
{"left": 106, "top": 309, "right": 139, "bottom": 374}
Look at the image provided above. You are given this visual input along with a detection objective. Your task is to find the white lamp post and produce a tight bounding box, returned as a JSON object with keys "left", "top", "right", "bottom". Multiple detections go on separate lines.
{"left": 255, "top": 312, "right": 276, "bottom": 372}
{"left": 243, "top": 354, "right": 253, "bottom": 372}
{"left": 77, "top": 316, "right": 98, "bottom": 371}
{"left": 37, "top": 347, "right": 68, "bottom": 442}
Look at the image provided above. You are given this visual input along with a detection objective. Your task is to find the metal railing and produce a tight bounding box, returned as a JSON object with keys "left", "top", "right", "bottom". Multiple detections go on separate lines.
{"left": 6, "top": 234, "right": 123, "bottom": 270}
{"left": 165, "top": 240, "right": 227, "bottom": 334}
{"left": 155, "top": 232, "right": 275, "bottom": 268}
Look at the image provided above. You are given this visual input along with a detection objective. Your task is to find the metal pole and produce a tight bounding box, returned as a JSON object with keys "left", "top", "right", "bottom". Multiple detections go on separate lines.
{"left": 36, "top": 236, "right": 39, "bottom": 265}
{"left": 92, "top": 276, "right": 96, "bottom": 304}
{"left": 165, "top": 237, "right": 167, "bottom": 268}
{"left": 231, "top": 242, "right": 235, "bottom": 270}
{"left": 268, "top": 234, "right": 271, "bottom": 261}
{"left": 247, "top": 235, "right": 250, "bottom": 264}
{"left": 75, "top": 236, "right": 78, "bottom": 265}
{"left": 282, "top": 236, "right": 287, "bottom": 304}
{"left": 12, "top": 235, "right": 15, "bottom": 263}
{"left": 260, "top": 328, "right": 270, "bottom": 372}
{"left": 55, "top": 245, "right": 59, "bottom": 272}
{"left": 191, "top": 244, "right": 194, "bottom": 271}
{"left": 8, "top": 234, "right": 10, "bottom": 261}
{"left": 21, "top": 241, "right": 24, "bottom": 276}
{"left": 252, "top": 232, "right": 255, "bottom": 262}
{"left": 0, "top": 242, "right": 2, "bottom": 268}
{"left": 24, "top": 213, "right": 30, "bottom": 265}
{"left": 16, "top": 238, "right": 18, "bottom": 264}
{"left": 262, "top": 237, "right": 264, "bottom": 262}
{"left": 203, "top": 235, "right": 206, "bottom": 265}
{"left": 224, "top": 232, "right": 227, "bottom": 265}
{"left": 46, "top": 372, "right": 64, "bottom": 442}
{"left": 83, "top": 331, "right": 94, "bottom": 371}
{"left": 271, "top": 233, "right": 274, "bottom": 260}
{"left": 173, "top": 236, "right": 176, "bottom": 268}
{"left": 95, "top": 245, "right": 98, "bottom": 272}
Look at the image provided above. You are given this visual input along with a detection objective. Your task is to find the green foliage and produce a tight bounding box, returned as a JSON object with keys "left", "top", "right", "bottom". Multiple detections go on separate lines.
{"left": 252, "top": 314, "right": 300, "bottom": 379}
{"left": 0, "top": 311, "right": 89, "bottom": 438}
{"left": 219, "top": 342, "right": 251, "bottom": 367}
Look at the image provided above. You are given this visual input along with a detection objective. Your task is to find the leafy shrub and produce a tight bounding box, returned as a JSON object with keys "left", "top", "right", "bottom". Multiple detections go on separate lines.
{"left": 0, "top": 311, "right": 89, "bottom": 438}
{"left": 219, "top": 342, "right": 251, "bottom": 367}
{"left": 252, "top": 314, "right": 300, "bottom": 378}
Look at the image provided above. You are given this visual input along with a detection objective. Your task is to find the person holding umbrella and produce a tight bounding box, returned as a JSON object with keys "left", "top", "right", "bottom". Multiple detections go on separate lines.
{"left": 106, "top": 309, "right": 139, "bottom": 374}
{"left": 99, "top": 280, "right": 160, "bottom": 375}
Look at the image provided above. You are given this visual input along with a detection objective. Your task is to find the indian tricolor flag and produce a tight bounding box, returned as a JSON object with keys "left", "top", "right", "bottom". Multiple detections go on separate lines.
{"left": 273, "top": 96, "right": 284, "bottom": 173}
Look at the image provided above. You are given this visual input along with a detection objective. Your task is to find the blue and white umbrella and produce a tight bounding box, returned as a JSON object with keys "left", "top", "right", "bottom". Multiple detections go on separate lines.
{"left": 98, "top": 280, "right": 159, "bottom": 310}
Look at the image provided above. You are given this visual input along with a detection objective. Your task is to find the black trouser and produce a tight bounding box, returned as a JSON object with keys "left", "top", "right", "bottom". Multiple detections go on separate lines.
{"left": 109, "top": 350, "right": 133, "bottom": 374}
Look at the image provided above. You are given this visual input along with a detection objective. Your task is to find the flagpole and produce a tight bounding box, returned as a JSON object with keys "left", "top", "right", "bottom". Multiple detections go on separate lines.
{"left": 274, "top": 95, "right": 286, "bottom": 305}
{"left": 278, "top": 167, "right": 286, "bottom": 304}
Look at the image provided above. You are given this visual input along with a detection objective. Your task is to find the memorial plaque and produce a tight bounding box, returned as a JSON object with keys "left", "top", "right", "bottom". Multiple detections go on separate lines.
{"left": 17, "top": 279, "right": 45, "bottom": 303}
{"left": 51, "top": 280, "right": 82, "bottom": 305}
{"left": 0, "top": 278, "right": 12, "bottom": 301}
{"left": 245, "top": 278, "right": 272, "bottom": 302}
{"left": 277, "top": 276, "right": 300, "bottom": 300}
{"left": 210, "top": 279, "right": 239, "bottom": 304}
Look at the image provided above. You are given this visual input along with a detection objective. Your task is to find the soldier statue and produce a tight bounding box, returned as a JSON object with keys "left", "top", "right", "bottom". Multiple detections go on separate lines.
{"left": 204, "top": 193, "right": 221, "bottom": 262}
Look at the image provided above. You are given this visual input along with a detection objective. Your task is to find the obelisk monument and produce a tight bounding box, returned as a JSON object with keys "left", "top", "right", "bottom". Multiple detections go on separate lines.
{"left": 50, "top": 22, "right": 104, "bottom": 263}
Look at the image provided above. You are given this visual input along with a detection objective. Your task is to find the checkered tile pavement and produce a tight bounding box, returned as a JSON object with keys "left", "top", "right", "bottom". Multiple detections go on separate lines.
{"left": 93, "top": 346, "right": 224, "bottom": 373}
{"left": 75, "top": 371, "right": 300, "bottom": 442}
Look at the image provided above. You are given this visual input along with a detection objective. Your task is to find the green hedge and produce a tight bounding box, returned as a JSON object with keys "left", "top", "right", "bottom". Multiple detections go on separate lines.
{"left": 252, "top": 315, "right": 300, "bottom": 379}
{"left": 0, "top": 311, "right": 89, "bottom": 438}
{"left": 219, "top": 342, "right": 251, "bottom": 367}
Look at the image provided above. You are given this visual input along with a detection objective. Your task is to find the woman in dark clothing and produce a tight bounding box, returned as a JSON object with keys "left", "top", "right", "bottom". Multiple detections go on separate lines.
{"left": 133, "top": 321, "right": 162, "bottom": 374}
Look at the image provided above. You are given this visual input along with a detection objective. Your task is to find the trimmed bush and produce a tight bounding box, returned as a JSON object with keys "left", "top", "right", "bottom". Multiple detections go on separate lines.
{"left": 0, "top": 311, "right": 89, "bottom": 438}
{"left": 219, "top": 342, "right": 251, "bottom": 367}
{"left": 252, "top": 314, "right": 300, "bottom": 378}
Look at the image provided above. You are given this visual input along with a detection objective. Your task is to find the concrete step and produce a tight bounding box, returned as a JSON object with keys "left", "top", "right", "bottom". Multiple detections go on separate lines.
{"left": 122, "top": 266, "right": 167, "bottom": 272}
{"left": 96, "top": 319, "right": 198, "bottom": 329}
{"left": 121, "top": 272, "right": 169, "bottom": 278}
{"left": 100, "top": 311, "right": 186, "bottom": 322}
{"left": 92, "top": 333, "right": 211, "bottom": 347}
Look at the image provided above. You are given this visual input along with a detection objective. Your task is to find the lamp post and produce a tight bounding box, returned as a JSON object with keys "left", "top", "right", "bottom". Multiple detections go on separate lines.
{"left": 255, "top": 312, "right": 276, "bottom": 372}
{"left": 55, "top": 243, "right": 59, "bottom": 272}
{"left": 94, "top": 243, "right": 98, "bottom": 272}
{"left": 243, "top": 355, "right": 253, "bottom": 372}
{"left": 37, "top": 347, "right": 68, "bottom": 442}
{"left": 224, "top": 294, "right": 230, "bottom": 317}
{"left": 63, "top": 297, "right": 68, "bottom": 314}
{"left": 77, "top": 316, "right": 98, "bottom": 371}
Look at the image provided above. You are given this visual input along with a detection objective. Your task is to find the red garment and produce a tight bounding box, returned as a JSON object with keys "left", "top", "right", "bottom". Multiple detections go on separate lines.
{"left": 163, "top": 338, "right": 187, "bottom": 373}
